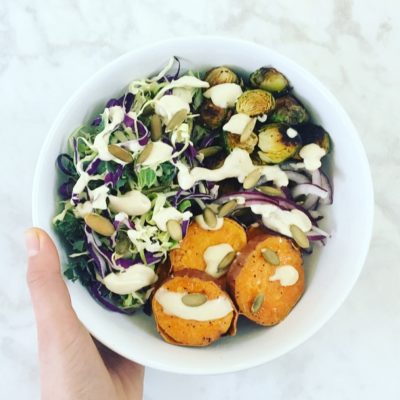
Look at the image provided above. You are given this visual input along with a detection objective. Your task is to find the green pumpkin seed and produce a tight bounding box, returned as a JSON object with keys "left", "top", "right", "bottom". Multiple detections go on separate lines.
{"left": 198, "top": 146, "right": 222, "bottom": 158}
{"left": 115, "top": 233, "right": 130, "bottom": 255}
{"left": 251, "top": 293, "right": 264, "bottom": 313}
{"left": 150, "top": 114, "right": 162, "bottom": 141}
{"left": 108, "top": 144, "right": 133, "bottom": 163}
{"left": 261, "top": 248, "right": 280, "bottom": 265}
{"left": 240, "top": 118, "right": 257, "bottom": 143}
{"left": 218, "top": 199, "right": 238, "bottom": 217}
{"left": 243, "top": 168, "right": 262, "bottom": 189}
{"left": 203, "top": 207, "right": 217, "bottom": 228}
{"left": 182, "top": 293, "right": 208, "bottom": 307}
{"left": 166, "top": 219, "right": 182, "bottom": 241}
{"left": 217, "top": 251, "right": 237, "bottom": 273}
{"left": 136, "top": 142, "right": 154, "bottom": 164}
{"left": 257, "top": 185, "right": 283, "bottom": 197}
{"left": 84, "top": 213, "right": 115, "bottom": 237}
{"left": 289, "top": 224, "right": 310, "bottom": 249}
{"left": 166, "top": 109, "right": 188, "bottom": 132}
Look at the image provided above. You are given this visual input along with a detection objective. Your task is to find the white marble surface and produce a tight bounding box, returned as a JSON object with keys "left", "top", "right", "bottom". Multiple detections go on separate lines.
{"left": 1, "top": 0, "right": 399, "bottom": 398}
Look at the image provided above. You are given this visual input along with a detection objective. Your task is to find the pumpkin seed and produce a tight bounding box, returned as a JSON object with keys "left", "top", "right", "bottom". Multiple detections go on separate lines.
{"left": 243, "top": 168, "right": 262, "bottom": 189}
{"left": 84, "top": 213, "right": 115, "bottom": 237}
{"left": 217, "top": 251, "right": 236, "bottom": 273}
{"left": 240, "top": 118, "right": 257, "bottom": 143}
{"left": 198, "top": 146, "right": 222, "bottom": 158}
{"left": 136, "top": 142, "right": 154, "bottom": 164}
{"left": 251, "top": 293, "right": 264, "bottom": 313}
{"left": 115, "top": 233, "right": 130, "bottom": 255}
{"left": 150, "top": 114, "right": 162, "bottom": 141}
{"left": 218, "top": 199, "right": 237, "bottom": 217}
{"left": 166, "top": 109, "right": 188, "bottom": 132}
{"left": 181, "top": 293, "right": 207, "bottom": 307}
{"left": 203, "top": 207, "right": 217, "bottom": 228}
{"left": 261, "top": 248, "right": 280, "bottom": 265}
{"left": 257, "top": 185, "right": 283, "bottom": 197}
{"left": 166, "top": 219, "right": 182, "bottom": 241}
{"left": 289, "top": 224, "right": 310, "bottom": 249}
{"left": 108, "top": 144, "right": 133, "bottom": 163}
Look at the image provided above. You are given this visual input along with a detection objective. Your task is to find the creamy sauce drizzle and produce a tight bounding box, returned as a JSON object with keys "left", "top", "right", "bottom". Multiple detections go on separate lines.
{"left": 152, "top": 207, "right": 192, "bottom": 231}
{"left": 177, "top": 148, "right": 288, "bottom": 190}
{"left": 203, "top": 83, "right": 243, "bottom": 108}
{"left": 203, "top": 243, "right": 234, "bottom": 278}
{"left": 299, "top": 144, "right": 326, "bottom": 171}
{"left": 250, "top": 204, "right": 312, "bottom": 237}
{"left": 287, "top": 127, "right": 298, "bottom": 138}
{"left": 269, "top": 265, "right": 299, "bottom": 286}
{"left": 141, "top": 141, "right": 174, "bottom": 167}
{"left": 108, "top": 190, "right": 151, "bottom": 216}
{"left": 155, "top": 95, "right": 190, "bottom": 124}
{"left": 195, "top": 214, "right": 224, "bottom": 231}
{"left": 154, "top": 287, "right": 233, "bottom": 321}
{"left": 223, "top": 113, "right": 253, "bottom": 135}
{"left": 103, "top": 264, "right": 158, "bottom": 295}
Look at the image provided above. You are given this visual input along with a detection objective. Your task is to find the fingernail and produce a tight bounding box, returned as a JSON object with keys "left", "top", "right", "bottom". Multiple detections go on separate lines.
{"left": 24, "top": 229, "right": 40, "bottom": 257}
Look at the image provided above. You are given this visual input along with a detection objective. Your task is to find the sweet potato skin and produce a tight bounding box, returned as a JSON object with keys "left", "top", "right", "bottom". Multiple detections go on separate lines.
{"left": 152, "top": 271, "right": 238, "bottom": 347}
{"left": 227, "top": 234, "right": 304, "bottom": 326}
{"left": 170, "top": 218, "right": 247, "bottom": 274}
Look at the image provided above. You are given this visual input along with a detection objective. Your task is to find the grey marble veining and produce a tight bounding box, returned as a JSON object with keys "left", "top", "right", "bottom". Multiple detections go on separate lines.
{"left": 1, "top": 0, "right": 399, "bottom": 398}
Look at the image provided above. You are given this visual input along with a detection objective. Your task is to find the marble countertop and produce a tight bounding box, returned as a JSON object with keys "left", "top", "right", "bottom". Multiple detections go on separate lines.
{"left": 1, "top": 0, "right": 399, "bottom": 398}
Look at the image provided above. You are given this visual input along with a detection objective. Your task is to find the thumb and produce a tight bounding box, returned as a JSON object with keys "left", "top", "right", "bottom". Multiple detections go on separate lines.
{"left": 25, "top": 228, "right": 81, "bottom": 338}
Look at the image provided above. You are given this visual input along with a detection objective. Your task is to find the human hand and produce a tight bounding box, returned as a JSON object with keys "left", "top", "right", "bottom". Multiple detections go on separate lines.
{"left": 25, "top": 228, "right": 144, "bottom": 400}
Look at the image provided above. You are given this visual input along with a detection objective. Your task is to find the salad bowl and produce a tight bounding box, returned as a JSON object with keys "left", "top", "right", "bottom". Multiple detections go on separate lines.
{"left": 32, "top": 36, "right": 373, "bottom": 374}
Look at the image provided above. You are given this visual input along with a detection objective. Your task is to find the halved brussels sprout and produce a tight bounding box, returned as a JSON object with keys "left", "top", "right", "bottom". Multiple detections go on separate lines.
{"left": 269, "top": 95, "right": 309, "bottom": 125}
{"left": 250, "top": 67, "right": 289, "bottom": 95}
{"left": 257, "top": 123, "right": 301, "bottom": 164}
{"left": 225, "top": 132, "right": 258, "bottom": 154}
{"left": 205, "top": 66, "right": 239, "bottom": 87}
{"left": 295, "top": 123, "right": 331, "bottom": 154}
{"left": 200, "top": 99, "right": 230, "bottom": 129}
{"left": 236, "top": 90, "right": 275, "bottom": 117}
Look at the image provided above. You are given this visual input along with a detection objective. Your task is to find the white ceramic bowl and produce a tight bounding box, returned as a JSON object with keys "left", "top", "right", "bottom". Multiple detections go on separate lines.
{"left": 32, "top": 36, "right": 373, "bottom": 374}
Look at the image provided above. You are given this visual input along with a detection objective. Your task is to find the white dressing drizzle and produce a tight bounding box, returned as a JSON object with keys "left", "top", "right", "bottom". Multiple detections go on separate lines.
{"left": 88, "top": 185, "right": 109, "bottom": 210}
{"left": 269, "top": 265, "right": 299, "bottom": 286}
{"left": 177, "top": 148, "right": 288, "bottom": 190}
{"left": 155, "top": 95, "right": 190, "bottom": 125}
{"left": 152, "top": 207, "right": 192, "bottom": 231}
{"left": 222, "top": 113, "right": 253, "bottom": 135}
{"left": 299, "top": 144, "right": 326, "bottom": 171}
{"left": 203, "top": 83, "right": 242, "bottom": 108}
{"left": 287, "top": 127, "right": 298, "bottom": 138}
{"left": 141, "top": 141, "right": 174, "bottom": 167}
{"left": 195, "top": 214, "right": 224, "bottom": 231}
{"left": 103, "top": 264, "right": 158, "bottom": 295}
{"left": 73, "top": 201, "right": 93, "bottom": 218}
{"left": 154, "top": 287, "right": 233, "bottom": 321}
{"left": 203, "top": 243, "right": 234, "bottom": 278}
{"left": 156, "top": 76, "right": 209, "bottom": 99}
{"left": 250, "top": 204, "right": 312, "bottom": 237}
{"left": 108, "top": 190, "right": 151, "bottom": 216}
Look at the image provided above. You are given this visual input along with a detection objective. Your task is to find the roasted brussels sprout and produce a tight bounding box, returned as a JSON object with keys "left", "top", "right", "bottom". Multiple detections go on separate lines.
{"left": 250, "top": 67, "right": 289, "bottom": 95}
{"left": 236, "top": 90, "right": 275, "bottom": 117}
{"left": 200, "top": 99, "right": 230, "bottom": 129}
{"left": 269, "top": 95, "right": 309, "bottom": 125}
{"left": 225, "top": 132, "right": 258, "bottom": 154}
{"left": 257, "top": 123, "right": 301, "bottom": 164}
{"left": 295, "top": 123, "right": 331, "bottom": 154}
{"left": 205, "top": 66, "right": 239, "bottom": 87}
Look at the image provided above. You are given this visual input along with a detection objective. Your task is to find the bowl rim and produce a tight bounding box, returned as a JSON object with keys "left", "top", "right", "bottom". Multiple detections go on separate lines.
{"left": 32, "top": 35, "right": 374, "bottom": 374}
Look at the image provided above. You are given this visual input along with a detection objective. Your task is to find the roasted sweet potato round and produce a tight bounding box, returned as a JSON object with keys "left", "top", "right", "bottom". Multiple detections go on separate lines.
{"left": 170, "top": 218, "right": 247, "bottom": 275}
{"left": 152, "top": 271, "right": 238, "bottom": 346}
{"left": 227, "top": 234, "right": 304, "bottom": 326}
